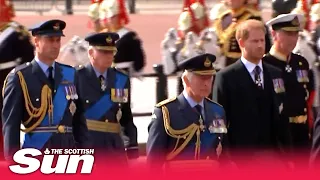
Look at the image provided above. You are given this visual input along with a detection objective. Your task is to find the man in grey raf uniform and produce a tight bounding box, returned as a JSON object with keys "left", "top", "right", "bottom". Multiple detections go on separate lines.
{"left": 147, "top": 53, "right": 229, "bottom": 171}
{"left": 1, "top": 19, "right": 89, "bottom": 161}
{"left": 76, "top": 32, "right": 138, "bottom": 165}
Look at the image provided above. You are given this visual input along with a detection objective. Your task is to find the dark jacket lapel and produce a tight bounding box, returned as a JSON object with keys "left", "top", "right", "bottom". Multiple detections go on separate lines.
{"left": 233, "top": 60, "right": 258, "bottom": 90}
{"left": 31, "top": 59, "right": 50, "bottom": 86}
{"left": 177, "top": 93, "right": 200, "bottom": 125}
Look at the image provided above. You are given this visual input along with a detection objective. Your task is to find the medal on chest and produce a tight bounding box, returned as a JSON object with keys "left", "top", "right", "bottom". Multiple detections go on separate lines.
{"left": 285, "top": 54, "right": 292, "bottom": 73}
{"left": 285, "top": 64, "right": 292, "bottom": 73}
{"left": 69, "top": 101, "right": 77, "bottom": 116}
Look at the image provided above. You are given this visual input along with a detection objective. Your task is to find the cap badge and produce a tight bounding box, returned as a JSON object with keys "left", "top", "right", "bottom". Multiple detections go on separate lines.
{"left": 291, "top": 16, "right": 299, "bottom": 26}
{"left": 204, "top": 57, "right": 211, "bottom": 67}
{"left": 53, "top": 23, "right": 60, "bottom": 31}
{"left": 106, "top": 36, "right": 112, "bottom": 43}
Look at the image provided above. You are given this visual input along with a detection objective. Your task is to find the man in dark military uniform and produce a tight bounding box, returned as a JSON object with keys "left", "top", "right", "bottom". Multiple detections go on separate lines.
{"left": 263, "top": 14, "right": 314, "bottom": 165}
{"left": 213, "top": 0, "right": 272, "bottom": 67}
{"left": 76, "top": 32, "right": 138, "bottom": 166}
{"left": 0, "top": 0, "right": 35, "bottom": 160}
{"left": 147, "top": 53, "right": 229, "bottom": 171}
{"left": 1, "top": 19, "right": 89, "bottom": 161}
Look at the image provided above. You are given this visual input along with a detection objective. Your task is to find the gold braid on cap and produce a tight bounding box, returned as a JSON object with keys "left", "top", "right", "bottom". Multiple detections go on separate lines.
{"left": 161, "top": 105, "right": 204, "bottom": 160}
{"left": 15, "top": 71, "right": 53, "bottom": 133}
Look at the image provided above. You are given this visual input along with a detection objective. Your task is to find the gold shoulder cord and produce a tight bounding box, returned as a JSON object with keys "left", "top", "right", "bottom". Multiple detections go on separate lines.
{"left": 214, "top": 12, "right": 253, "bottom": 58}
{"left": 15, "top": 71, "right": 53, "bottom": 133}
{"left": 161, "top": 105, "right": 202, "bottom": 160}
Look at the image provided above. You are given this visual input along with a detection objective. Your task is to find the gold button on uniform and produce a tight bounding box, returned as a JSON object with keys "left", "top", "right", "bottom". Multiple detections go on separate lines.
{"left": 57, "top": 125, "right": 66, "bottom": 133}
{"left": 304, "top": 108, "right": 307, "bottom": 112}
{"left": 86, "top": 100, "right": 89, "bottom": 103}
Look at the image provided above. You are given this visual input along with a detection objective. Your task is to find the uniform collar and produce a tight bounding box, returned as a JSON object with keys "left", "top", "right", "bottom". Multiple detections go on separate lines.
{"left": 269, "top": 46, "right": 288, "bottom": 62}
{"left": 182, "top": 90, "right": 204, "bottom": 109}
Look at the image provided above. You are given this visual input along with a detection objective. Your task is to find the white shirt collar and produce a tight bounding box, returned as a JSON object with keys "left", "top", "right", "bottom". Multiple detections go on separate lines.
{"left": 241, "top": 56, "right": 263, "bottom": 74}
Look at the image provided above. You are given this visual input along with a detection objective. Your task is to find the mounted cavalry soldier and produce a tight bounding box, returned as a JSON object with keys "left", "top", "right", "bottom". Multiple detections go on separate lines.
{"left": 0, "top": 0, "right": 35, "bottom": 160}
{"left": 102, "top": 0, "right": 146, "bottom": 76}
{"left": 87, "top": 0, "right": 104, "bottom": 32}
{"left": 76, "top": 32, "right": 139, "bottom": 165}
{"left": 213, "top": 0, "right": 271, "bottom": 67}
{"left": 162, "top": 0, "right": 221, "bottom": 94}
{"left": 1, "top": 19, "right": 90, "bottom": 161}
{"left": 147, "top": 53, "right": 229, "bottom": 171}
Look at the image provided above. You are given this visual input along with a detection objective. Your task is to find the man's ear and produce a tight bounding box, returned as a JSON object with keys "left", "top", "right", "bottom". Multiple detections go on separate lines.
{"left": 238, "top": 38, "right": 244, "bottom": 48}
{"left": 88, "top": 48, "right": 94, "bottom": 58}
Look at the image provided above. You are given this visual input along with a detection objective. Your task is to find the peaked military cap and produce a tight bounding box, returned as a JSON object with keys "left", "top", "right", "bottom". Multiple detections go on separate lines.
{"left": 178, "top": 53, "right": 216, "bottom": 75}
{"left": 266, "top": 13, "right": 304, "bottom": 31}
{"left": 29, "top": 19, "right": 66, "bottom": 37}
{"left": 85, "top": 32, "right": 119, "bottom": 51}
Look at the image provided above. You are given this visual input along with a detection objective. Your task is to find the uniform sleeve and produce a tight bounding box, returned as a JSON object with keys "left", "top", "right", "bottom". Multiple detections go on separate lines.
{"left": 119, "top": 80, "right": 138, "bottom": 159}
{"left": 146, "top": 106, "right": 168, "bottom": 168}
{"left": 311, "top": 106, "right": 320, "bottom": 166}
{"left": 130, "top": 34, "right": 146, "bottom": 72}
{"left": 1, "top": 72, "right": 24, "bottom": 160}
{"left": 73, "top": 71, "right": 90, "bottom": 148}
{"left": 308, "top": 69, "right": 315, "bottom": 92}
{"left": 218, "top": 108, "right": 233, "bottom": 166}
{"left": 18, "top": 34, "right": 34, "bottom": 63}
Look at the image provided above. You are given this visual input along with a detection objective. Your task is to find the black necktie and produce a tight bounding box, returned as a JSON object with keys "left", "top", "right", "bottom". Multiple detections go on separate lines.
{"left": 254, "top": 66, "right": 262, "bottom": 89}
{"left": 99, "top": 75, "right": 106, "bottom": 91}
{"left": 195, "top": 104, "right": 203, "bottom": 119}
{"left": 48, "top": 66, "right": 54, "bottom": 90}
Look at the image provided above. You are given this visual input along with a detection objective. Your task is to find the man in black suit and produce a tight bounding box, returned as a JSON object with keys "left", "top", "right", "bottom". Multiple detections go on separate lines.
{"left": 212, "top": 19, "right": 292, "bottom": 167}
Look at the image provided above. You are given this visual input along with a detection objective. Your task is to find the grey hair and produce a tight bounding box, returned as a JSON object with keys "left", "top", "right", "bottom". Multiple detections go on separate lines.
{"left": 181, "top": 70, "right": 193, "bottom": 88}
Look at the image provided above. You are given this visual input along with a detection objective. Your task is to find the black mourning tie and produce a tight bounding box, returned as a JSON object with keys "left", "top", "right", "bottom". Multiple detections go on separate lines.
{"left": 195, "top": 104, "right": 203, "bottom": 119}
{"left": 48, "top": 66, "right": 54, "bottom": 90}
{"left": 99, "top": 75, "right": 106, "bottom": 91}
{"left": 254, "top": 66, "right": 262, "bottom": 89}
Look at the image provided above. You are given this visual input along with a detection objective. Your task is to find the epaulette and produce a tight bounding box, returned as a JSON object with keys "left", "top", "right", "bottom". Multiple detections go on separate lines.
{"left": 0, "top": 22, "right": 10, "bottom": 32}
{"left": 246, "top": 7, "right": 261, "bottom": 17}
{"left": 57, "top": 62, "right": 73, "bottom": 68}
{"left": 114, "top": 67, "right": 129, "bottom": 76}
{"left": 155, "top": 96, "right": 177, "bottom": 108}
{"left": 75, "top": 64, "right": 85, "bottom": 70}
{"left": 205, "top": 97, "right": 224, "bottom": 108}
{"left": 218, "top": 10, "right": 232, "bottom": 20}
{"left": 9, "top": 21, "right": 30, "bottom": 37}
{"left": 9, "top": 62, "right": 31, "bottom": 74}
